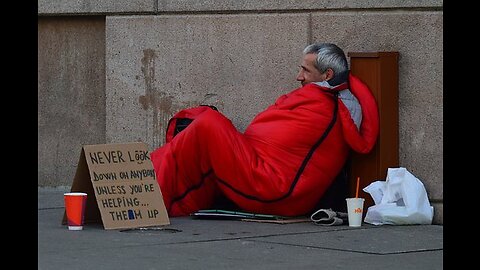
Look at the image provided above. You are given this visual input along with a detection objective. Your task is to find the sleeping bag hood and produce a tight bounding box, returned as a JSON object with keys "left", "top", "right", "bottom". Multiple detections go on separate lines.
{"left": 338, "top": 73, "right": 379, "bottom": 153}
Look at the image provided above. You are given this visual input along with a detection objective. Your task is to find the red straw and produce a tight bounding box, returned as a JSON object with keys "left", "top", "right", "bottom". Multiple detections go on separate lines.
{"left": 355, "top": 177, "right": 360, "bottom": 198}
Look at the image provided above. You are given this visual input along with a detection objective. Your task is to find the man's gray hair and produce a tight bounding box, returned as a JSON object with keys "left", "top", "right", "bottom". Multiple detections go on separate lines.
{"left": 303, "top": 43, "right": 348, "bottom": 85}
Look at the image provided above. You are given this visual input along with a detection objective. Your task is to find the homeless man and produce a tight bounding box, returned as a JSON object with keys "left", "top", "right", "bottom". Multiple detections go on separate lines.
{"left": 150, "top": 42, "right": 379, "bottom": 217}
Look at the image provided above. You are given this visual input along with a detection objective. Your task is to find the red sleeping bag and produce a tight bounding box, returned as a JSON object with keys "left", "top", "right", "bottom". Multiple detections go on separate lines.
{"left": 150, "top": 73, "right": 379, "bottom": 217}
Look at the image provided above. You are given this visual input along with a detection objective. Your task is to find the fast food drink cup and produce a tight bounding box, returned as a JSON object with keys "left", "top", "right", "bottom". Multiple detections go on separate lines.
{"left": 64, "top": 192, "right": 88, "bottom": 230}
{"left": 346, "top": 198, "right": 365, "bottom": 227}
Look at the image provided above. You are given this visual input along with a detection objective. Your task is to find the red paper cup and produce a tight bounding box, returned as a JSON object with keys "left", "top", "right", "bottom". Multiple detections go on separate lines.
{"left": 64, "top": 192, "right": 88, "bottom": 230}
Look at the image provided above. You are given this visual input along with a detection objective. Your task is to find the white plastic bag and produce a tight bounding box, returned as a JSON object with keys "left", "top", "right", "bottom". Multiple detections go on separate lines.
{"left": 363, "top": 167, "right": 434, "bottom": 225}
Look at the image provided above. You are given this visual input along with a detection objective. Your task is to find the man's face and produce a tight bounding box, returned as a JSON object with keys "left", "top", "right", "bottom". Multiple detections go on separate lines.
{"left": 296, "top": 53, "right": 327, "bottom": 86}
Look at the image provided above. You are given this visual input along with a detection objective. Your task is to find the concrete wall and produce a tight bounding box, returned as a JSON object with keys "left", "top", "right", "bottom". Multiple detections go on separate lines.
{"left": 38, "top": 1, "right": 443, "bottom": 223}
{"left": 38, "top": 16, "right": 106, "bottom": 186}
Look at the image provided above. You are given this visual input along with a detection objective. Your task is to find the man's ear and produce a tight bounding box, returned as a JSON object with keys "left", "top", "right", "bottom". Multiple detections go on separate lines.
{"left": 325, "top": 68, "right": 335, "bottom": 81}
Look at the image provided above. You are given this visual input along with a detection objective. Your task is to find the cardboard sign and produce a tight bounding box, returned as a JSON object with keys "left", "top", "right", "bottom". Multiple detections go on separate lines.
{"left": 62, "top": 142, "right": 170, "bottom": 230}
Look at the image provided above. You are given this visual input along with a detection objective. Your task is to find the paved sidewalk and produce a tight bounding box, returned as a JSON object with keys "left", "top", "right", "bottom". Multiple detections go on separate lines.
{"left": 38, "top": 187, "right": 443, "bottom": 270}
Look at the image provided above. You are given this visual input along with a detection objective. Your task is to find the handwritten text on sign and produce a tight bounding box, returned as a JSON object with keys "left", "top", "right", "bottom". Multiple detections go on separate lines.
{"left": 83, "top": 142, "right": 169, "bottom": 229}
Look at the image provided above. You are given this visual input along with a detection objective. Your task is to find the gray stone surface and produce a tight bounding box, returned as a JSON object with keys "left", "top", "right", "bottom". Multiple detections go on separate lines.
{"left": 38, "top": 0, "right": 156, "bottom": 15}
{"left": 38, "top": 0, "right": 443, "bottom": 15}
{"left": 105, "top": 14, "right": 308, "bottom": 148}
{"left": 431, "top": 202, "right": 443, "bottom": 225}
{"left": 38, "top": 188, "right": 443, "bottom": 270}
{"left": 158, "top": 0, "right": 443, "bottom": 12}
{"left": 38, "top": 17, "right": 106, "bottom": 186}
{"left": 263, "top": 225, "right": 443, "bottom": 254}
